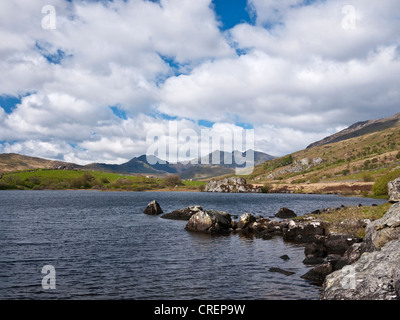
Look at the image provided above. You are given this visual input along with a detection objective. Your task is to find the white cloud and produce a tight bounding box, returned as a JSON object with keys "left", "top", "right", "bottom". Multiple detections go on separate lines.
{"left": 0, "top": 0, "right": 400, "bottom": 164}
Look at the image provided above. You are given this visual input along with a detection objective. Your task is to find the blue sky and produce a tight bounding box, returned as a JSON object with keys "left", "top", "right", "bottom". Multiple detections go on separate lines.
{"left": 0, "top": 0, "right": 399, "bottom": 164}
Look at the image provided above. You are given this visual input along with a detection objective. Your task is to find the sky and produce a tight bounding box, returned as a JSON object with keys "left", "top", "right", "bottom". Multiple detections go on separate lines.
{"left": 0, "top": 0, "right": 400, "bottom": 164}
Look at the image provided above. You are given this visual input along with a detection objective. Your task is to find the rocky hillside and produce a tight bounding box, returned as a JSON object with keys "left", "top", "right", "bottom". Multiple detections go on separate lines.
{"left": 243, "top": 112, "right": 400, "bottom": 196}
{"left": 307, "top": 112, "right": 400, "bottom": 149}
{"left": 0, "top": 153, "right": 81, "bottom": 173}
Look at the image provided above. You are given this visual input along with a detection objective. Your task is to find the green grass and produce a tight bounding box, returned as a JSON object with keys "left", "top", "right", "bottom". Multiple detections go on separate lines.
{"left": 0, "top": 169, "right": 206, "bottom": 192}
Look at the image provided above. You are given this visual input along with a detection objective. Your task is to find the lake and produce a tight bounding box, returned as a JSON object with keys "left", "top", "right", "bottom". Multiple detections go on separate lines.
{"left": 0, "top": 190, "right": 385, "bottom": 300}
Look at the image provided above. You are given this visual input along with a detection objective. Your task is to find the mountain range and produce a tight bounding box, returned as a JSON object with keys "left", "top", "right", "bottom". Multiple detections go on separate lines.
{"left": 0, "top": 149, "right": 274, "bottom": 180}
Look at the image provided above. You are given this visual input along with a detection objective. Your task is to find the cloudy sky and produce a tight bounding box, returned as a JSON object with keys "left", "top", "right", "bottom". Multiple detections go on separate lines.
{"left": 0, "top": 0, "right": 399, "bottom": 164}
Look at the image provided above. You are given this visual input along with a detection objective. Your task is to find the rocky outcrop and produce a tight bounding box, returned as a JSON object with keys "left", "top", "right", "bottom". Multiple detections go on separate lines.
{"left": 283, "top": 219, "right": 325, "bottom": 243}
{"left": 161, "top": 205, "right": 203, "bottom": 220}
{"left": 388, "top": 177, "right": 400, "bottom": 203}
{"left": 321, "top": 203, "right": 400, "bottom": 300}
{"left": 143, "top": 200, "right": 163, "bottom": 215}
{"left": 275, "top": 207, "right": 297, "bottom": 218}
{"left": 205, "top": 177, "right": 261, "bottom": 193}
{"left": 321, "top": 239, "right": 400, "bottom": 300}
{"left": 362, "top": 202, "right": 400, "bottom": 252}
{"left": 185, "top": 209, "right": 233, "bottom": 234}
{"left": 266, "top": 157, "right": 324, "bottom": 179}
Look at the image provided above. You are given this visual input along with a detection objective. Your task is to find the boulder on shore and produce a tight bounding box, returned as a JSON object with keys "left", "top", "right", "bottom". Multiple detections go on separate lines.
{"left": 161, "top": 205, "right": 203, "bottom": 220}
{"left": 388, "top": 177, "right": 400, "bottom": 203}
{"left": 321, "top": 203, "right": 400, "bottom": 300}
{"left": 143, "top": 200, "right": 163, "bottom": 215}
{"left": 185, "top": 209, "right": 232, "bottom": 234}
{"left": 275, "top": 207, "right": 297, "bottom": 218}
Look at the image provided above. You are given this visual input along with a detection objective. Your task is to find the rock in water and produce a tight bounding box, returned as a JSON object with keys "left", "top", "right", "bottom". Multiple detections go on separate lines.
{"left": 269, "top": 267, "right": 295, "bottom": 276}
{"left": 237, "top": 213, "right": 256, "bottom": 229}
{"left": 275, "top": 207, "right": 297, "bottom": 218}
{"left": 161, "top": 205, "right": 203, "bottom": 220}
{"left": 185, "top": 209, "right": 232, "bottom": 234}
{"left": 143, "top": 200, "right": 163, "bottom": 215}
{"left": 388, "top": 177, "right": 400, "bottom": 203}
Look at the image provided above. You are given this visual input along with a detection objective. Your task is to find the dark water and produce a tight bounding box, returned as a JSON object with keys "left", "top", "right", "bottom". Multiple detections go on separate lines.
{"left": 0, "top": 191, "right": 384, "bottom": 300}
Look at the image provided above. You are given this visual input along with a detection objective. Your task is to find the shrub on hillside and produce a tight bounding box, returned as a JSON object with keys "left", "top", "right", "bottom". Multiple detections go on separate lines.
{"left": 372, "top": 168, "right": 400, "bottom": 197}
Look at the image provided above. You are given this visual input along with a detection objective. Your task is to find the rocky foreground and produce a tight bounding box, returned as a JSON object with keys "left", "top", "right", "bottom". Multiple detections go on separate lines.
{"left": 143, "top": 196, "right": 400, "bottom": 300}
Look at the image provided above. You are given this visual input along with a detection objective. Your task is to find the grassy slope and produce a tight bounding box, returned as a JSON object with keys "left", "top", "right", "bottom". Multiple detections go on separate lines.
{"left": 242, "top": 125, "right": 400, "bottom": 197}
{"left": 0, "top": 169, "right": 206, "bottom": 191}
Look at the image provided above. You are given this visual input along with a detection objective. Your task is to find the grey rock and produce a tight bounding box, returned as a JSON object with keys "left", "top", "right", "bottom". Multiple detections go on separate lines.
{"left": 275, "top": 207, "right": 297, "bottom": 218}
{"left": 301, "top": 262, "right": 332, "bottom": 283}
{"left": 363, "top": 202, "right": 400, "bottom": 252}
{"left": 161, "top": 205, "right": 203, "bottom": 220}
{"left": 321, "top": 239, "right": 400, "bottom": 300}
{"left": 143, "top": 200, "right": 163, "bottom": 215}
{"left": 205, "top": 177, "right": 261, "bottom": 193}
{"left": 269, "top": 267, "right": 295, "bottom": 276}
{"left": 388, "top": 177, "right": 400, "bottom": 203}
{"left": 185, "top": 209, "right": 232, "bottom": 234}
{"left": 237, "top": 213, "right": 257, "bottom": 229}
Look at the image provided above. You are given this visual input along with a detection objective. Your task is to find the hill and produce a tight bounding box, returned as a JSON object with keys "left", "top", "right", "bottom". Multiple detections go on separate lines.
{"left": 0, "top": 153, "right": 82, "bottom": 173}
{"left": 242, "top": 112, "right": 400, "bottom": 197}
{"left": 307, "top": 112, "right": 400, "bottom": 149}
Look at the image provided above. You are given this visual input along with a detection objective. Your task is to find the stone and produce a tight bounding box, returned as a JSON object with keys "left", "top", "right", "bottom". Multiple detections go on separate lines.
{"left": 161, "top": 205, "right": 203, "bottom": 220}
{"left": 321, "top": 239, "right": 400, "bottom": 300}
{"left": 269, "top": 267, "right": 295, "bottom": 276}
{"left": 280, "top": 255, "right": 290, "bottom": 260}
{"left": 205, "top": 177, "right": 260, "bottom": 193}
{"left": 275, "top": 207, "right": 297, "bottom": 218}
{"left": 362, "top": 202, "right": 400, "bottom": 252}
{"left": 322, "top": 234, "right": 359, "bottom": 255}
{"left": 185, "top": 209, "right": 232, "bottom": 234}
{"left": 237, "top": 213, "right": 256, "bottom": 229}
{"left": 143, "top": 200, "right": 163, "bottom": 215}
{"left": 388, "top": 177, "right": 400, "bottom": 203}
{"left": 283, "top": 220, "right": 325, "bottom": 243}
{"left": 301, "top": 262, "right": 332, "bottom": 283}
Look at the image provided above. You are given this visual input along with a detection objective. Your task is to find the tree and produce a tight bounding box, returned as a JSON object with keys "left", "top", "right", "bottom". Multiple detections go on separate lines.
{"left": 164, "top": 175, "right": 183, "bottom": 187}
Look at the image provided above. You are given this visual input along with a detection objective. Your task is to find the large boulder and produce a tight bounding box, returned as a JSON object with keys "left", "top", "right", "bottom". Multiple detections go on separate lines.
{"left": 275, "top": 207, "right": 297, "bottom": 218}
{"left": 362, "top": 202, "right": 400, "bottom": 252}
{"left": 321, "top": 203, "right": 400, "bottom": 300}
{"left": 321, "top": 239, "right": 400, "bottom": 300}
{"left": 388, "top": 177, "right": 400, "bottom": 203}
{"left": 185, "top": 209, "right": 232, "bottom": 234}
{"left": 143, "top": 200, "right": 163, "bottom": 215}
{"left": 161, "top": 205, "right": 203, "bottom": 220}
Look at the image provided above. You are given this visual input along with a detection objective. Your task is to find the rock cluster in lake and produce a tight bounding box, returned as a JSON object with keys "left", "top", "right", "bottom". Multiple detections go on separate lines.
{"left": 205, "top": 177, "right": 261, "bottom": 193}
{"left": 142, "top": 194, "right": 400, "bottom": 300}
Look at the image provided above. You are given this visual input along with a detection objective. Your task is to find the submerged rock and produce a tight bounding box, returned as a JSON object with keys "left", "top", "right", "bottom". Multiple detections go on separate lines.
{"left": 269, "top": 267, "right": 295, "bottom": 276}
{"left": 143, "top": 200, "right": 163, "bottom": 215}
{"left": 185, "top": 209, "right": 232, "bottom": 234}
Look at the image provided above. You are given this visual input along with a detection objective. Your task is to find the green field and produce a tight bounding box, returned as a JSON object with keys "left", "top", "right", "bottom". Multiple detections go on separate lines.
{"left": 0, "top": 169, "right": 206, "bottom": 191}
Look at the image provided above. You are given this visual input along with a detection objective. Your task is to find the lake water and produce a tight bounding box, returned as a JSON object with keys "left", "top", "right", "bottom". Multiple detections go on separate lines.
{"left": 0, "top": 191, "right": 385, "bottom": 300}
